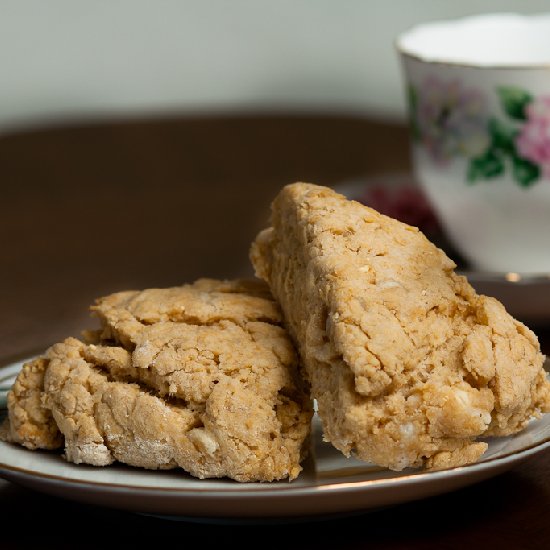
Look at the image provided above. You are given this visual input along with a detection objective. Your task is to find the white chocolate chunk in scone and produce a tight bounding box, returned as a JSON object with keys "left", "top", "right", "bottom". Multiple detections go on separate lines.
{"left": 251, "top": 183, "right": 550, "bottom": 471}
{"left": 2, "top": 279, "right": 312, "bottom": 482}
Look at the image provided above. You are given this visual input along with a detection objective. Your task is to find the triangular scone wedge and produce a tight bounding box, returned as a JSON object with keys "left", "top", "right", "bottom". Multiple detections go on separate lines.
{"left": 251, "top": 183, "right": 550, "bottom": 471}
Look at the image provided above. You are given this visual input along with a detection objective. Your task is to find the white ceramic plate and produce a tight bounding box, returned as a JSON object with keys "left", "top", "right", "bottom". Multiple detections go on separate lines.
{"left": 1, "top": 358, "right": 550, "bottom": 521}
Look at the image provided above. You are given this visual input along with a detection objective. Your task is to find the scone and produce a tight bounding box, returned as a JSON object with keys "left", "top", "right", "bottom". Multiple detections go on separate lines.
{"left": 3, "top": 279, "right": 312, "bottom": 482}
{"left": 251, "top": 183, "right": 550, "bottom": 470}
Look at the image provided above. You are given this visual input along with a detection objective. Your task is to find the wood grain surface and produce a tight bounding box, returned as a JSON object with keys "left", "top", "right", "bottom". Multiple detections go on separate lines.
{"left": 1, "top": 115, "right": 548, "bottom": 548}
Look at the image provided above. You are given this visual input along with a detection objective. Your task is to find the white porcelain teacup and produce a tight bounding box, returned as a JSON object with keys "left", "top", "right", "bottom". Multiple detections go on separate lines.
{"left": 397, "top": 13, "right": 550, "bottom": 274}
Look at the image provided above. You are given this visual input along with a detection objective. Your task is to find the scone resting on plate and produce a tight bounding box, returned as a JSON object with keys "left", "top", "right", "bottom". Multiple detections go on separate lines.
{"left": 251, "top": 182, "right": 550, "bottom": 471}
{"left": 3, "top": 279, "right": 312, "bottom": 482}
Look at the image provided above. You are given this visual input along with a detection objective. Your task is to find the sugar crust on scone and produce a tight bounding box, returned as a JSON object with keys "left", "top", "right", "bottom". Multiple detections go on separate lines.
{"left": 251, "top": 183, "right": 550, "bottom": 471}
{"left": 3, "top": 279, "right": 312, "bottom": 482}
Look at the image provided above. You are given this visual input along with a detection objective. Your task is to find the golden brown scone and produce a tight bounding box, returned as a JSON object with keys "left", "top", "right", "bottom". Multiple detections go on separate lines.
{"left": 3, "top": 358, "right": 62, "bottom": 450}
{"left": 251, "top": 183, "right": 550, "bottom": 471}
{"left": 4, "top": 279, "right": 312, "bottom": 482}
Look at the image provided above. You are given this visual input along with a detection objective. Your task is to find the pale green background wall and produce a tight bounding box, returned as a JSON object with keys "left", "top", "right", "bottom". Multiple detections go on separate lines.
{"left": 0, "top": 1, "right": 547, "bottom": 129}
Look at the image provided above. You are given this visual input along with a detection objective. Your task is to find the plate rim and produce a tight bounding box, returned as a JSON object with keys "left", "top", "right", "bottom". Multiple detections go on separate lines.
{"left": 2, "top": 434, "right": 549, "bottom": 496}
{"left": 2, "top": 356, "right": 550, "bottom": 497}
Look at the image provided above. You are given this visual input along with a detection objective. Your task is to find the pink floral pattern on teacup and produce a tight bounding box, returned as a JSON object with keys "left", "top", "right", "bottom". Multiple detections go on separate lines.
{"left": 516, "top": 97, "right": 550, "bottom": 179}
{"left": 408, "top": 78, "right": 546, "bottom": 187}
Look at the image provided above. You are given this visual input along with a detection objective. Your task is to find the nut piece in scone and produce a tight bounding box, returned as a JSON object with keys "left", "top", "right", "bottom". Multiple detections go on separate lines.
{"left": 3, "top": 279, "right": 312, "bottom": 482}
{"left": 251, "top": 183, "right": 550, "bottom": 471}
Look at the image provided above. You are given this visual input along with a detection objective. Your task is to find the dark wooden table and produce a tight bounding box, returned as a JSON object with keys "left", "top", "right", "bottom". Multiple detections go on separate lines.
{"left": 1, "top": 115, "right": 549, "bottom": 548}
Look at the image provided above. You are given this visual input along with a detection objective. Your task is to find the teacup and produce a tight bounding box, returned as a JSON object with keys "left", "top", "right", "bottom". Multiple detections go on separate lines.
{"left": 397, "top": 13, "right": 550, "bottom": 274}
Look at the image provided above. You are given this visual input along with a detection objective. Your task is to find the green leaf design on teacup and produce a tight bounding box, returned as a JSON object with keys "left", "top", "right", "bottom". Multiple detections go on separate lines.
{"left": 497, "top": 86, "right": 532, "bottom": 121}
{"left": 488, "top": 117, "right": 517, "bottom": 154}
{"left": 512, "top": 155, "right": 540, "bottom": 187}
{"left": 467, "top": 149, "right": 504, "bottom": 182}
